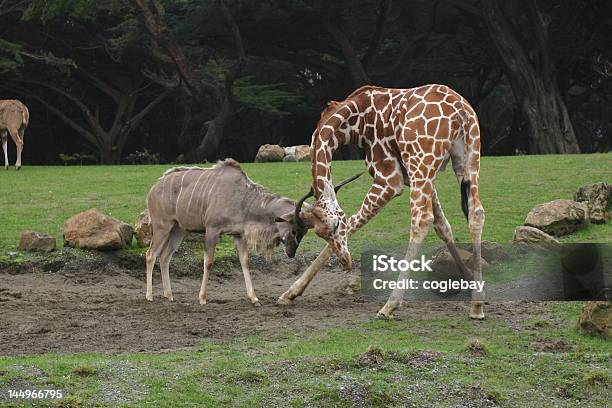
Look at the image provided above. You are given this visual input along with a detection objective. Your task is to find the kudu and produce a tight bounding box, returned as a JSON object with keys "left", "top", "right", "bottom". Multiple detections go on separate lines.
{"left": 0, "top": 100, "right": 29, "bottom": 170}
{"left": 145, "top": 159, "right": 360, "bottom": 306}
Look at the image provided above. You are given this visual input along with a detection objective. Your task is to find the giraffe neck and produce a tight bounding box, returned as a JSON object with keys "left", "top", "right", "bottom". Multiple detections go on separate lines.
{"left": 311, "top": 105, "right": 356, "bottom": 199}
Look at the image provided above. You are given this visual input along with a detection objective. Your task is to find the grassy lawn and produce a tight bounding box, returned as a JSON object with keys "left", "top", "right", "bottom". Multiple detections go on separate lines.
{"left": 0, "top": 303, "right": 609, "bottom": 407}
{"left": 0, "top": 154, "right": 610, "bottom": 407}
{"left": 0, "top": 154, "right": 610, "bottom": 254}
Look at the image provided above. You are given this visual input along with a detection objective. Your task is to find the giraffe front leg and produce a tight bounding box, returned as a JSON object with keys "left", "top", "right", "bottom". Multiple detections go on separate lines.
{"left": 278, "top": 176, "right": 402, "bottom": 305}
{"left": 377, "top": 180, "right": 433, "bottom": 319}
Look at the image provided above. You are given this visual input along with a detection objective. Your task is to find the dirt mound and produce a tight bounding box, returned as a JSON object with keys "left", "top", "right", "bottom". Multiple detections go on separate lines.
{"left": 0, "top": 249, "right": 558, "bottom": 356}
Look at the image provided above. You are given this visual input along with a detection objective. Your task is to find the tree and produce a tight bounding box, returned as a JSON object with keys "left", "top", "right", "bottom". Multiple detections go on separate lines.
{"left": 451, "top": 0, "right": 580, "bottom": 154}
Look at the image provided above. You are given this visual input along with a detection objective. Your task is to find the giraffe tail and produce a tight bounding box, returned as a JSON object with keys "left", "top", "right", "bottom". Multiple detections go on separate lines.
{"left": 450, "top": 109, "right": 477, "bottom": 222}
{"left": 460, "top": 179, "right": 470, "bottom": 220}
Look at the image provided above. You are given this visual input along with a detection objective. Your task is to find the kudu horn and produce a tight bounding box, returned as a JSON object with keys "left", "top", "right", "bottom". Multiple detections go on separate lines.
{"left": 294, "top": 172, "right": 364, "bottom": 228}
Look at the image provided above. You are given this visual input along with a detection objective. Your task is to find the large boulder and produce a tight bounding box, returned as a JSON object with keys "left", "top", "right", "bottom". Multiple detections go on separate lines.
{"left": 18, "top": 231, "right": 56, "bottom": 252}
{"left": 524, "top": 199, "right": 588, "bottom": 236}
{"left": 64, "top": 209, "right": 133, "bottom": 250}
{"left": 574, "top": 182, "right": 612, "bottom": 224}
{"left": 577, "top": 301, "right": 611, "bottom": 339}
{"left": 134, "top": 210, "right": 152, "bottom": 248}
{"left": 512, "top": 226, "right": 560, "bottom": 249}
{"left": 255, "top": 144, "right": 285, "bottom": 162}
{"left": 294, "top": 145, "right": 311, "bottom": 162}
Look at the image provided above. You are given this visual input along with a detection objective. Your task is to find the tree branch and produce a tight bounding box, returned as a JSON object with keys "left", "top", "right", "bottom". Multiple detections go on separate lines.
{"left": 362, "top": 0, "right": 393, "bottom": 71}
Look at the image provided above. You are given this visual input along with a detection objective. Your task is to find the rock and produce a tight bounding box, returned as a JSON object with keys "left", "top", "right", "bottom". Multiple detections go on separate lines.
{"left": 337, "top": 274, "right": 361, "bottom": 295}
{"left": 430, "top": 248, "right": 488, "bottom": 294}
{"left": 294, "top": 145, "right": 311, "bottom": 161}
{"left": 64, "top": 209, "right": 133, "bottom": 250}
{"left": 283, "top": 146, "right": 296, "bottom": 156}
{"left": 465, "top": 240, "right": 509, "bottom": 263}
{"left": 512, "top": 226, "right": 561, "bottom": 249}
{"left": 524, "top": 199, "right": 588, "bottom": 236}
{"left": 18, "top": 231, "right": 56, "bottom": 252}
{"left": 577, "top": 301, "right": 611, "bottom": 339}
{"left": 134, "top": 210, "right": 152, "bottom": 248}
{"left": 254, "top": 144, "right": 285, "bottom": 162}
{"left": 574, "top": 182, "right": 612, "bottom": 224}
{"left": 282, "top": 154, "right": 297, "bottom": 162}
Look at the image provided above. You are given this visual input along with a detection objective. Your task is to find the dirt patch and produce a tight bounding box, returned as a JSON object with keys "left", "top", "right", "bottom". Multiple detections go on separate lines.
{"left": 0, "top": 249, "right": 556, "bottom": 355}
{"left": 528, "top": 339, "right": 572, "bottom": 352}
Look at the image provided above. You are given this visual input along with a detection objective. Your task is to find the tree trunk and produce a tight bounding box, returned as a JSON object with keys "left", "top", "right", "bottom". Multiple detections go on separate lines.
{"left": 480, "top": 0, "right": 580, "bottom": 154}
{"left": 521, "top": 85, "right": 579, "bottom": 154}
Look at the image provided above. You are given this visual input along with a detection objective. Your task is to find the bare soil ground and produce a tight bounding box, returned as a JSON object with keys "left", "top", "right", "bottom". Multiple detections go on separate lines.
{"left": 0, "top": 249, "right": 543, "bottom": 356}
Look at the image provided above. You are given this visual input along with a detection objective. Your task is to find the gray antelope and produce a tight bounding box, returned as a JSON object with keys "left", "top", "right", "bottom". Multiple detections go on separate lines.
{"left": 145, "top": 159, "right": 359, "bottom": 305}
{"left": 0, "top": 100, "right": 29, "bottom": 170}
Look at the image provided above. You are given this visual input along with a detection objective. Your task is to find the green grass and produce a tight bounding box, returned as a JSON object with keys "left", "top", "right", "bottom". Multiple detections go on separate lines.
{"left": 0, "top": 155, "right": 610, "bottom": 407}
{"left": 0, "top": 154, "right": 610, "bottom": 254}
{"left": 0, "top": 303, "right": 609, "bottom": 407}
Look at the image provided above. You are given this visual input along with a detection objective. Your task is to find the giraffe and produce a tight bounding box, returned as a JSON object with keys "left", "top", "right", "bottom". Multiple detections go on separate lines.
{"left": 279, "top": 84, "right": 486, "bottom": 320}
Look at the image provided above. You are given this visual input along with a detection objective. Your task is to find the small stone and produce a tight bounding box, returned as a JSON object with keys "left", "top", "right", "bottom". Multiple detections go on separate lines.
{"left": 18, "top": 231, "right": 56, "bottom": 252}
{"left": 512, "top": 226, "right": 560, "bottom": 249}
{"left": 577, "top": 301, "right": 611, "bottom": 339}
{"left": 254, "top": 144, "right": 285, "bottom": 162}
{"left": 294, "top": 145, "right": 311, "bottom": 161}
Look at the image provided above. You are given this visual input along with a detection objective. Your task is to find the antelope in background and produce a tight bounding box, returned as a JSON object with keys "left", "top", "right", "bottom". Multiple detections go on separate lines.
{"left": 145, "top": 159, "right": 359, "bottom": 306}
{"left": 0, "top": 99, "right": 29, "bottom": 170}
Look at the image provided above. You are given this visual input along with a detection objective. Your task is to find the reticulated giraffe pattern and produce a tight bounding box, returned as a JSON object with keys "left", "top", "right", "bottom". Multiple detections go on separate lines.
{"left": 288, "top": 84, "right": 486, "bottom": 319}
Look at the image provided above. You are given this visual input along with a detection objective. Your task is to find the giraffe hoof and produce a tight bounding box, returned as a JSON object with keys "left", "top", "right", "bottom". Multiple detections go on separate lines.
{"left": 376, "top": 311, "right": 394, "bottom": 320}
{"left": 145, "top": 295, "right": 153, "bottom": 302}
{"left": 199, "top": 298, "right": 207, "bottom": 305}
{"left": 469, "top": 303, "right": 485, "bottom": 320}
{"left": 276, "top": 295, "right": 294, "bottom": 306}
{"left": 252, "top": 300, "right": 262, "bottom": 307}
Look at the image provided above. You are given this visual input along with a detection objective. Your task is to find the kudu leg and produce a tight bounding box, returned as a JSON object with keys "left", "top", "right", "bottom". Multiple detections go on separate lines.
{"left": 234, "top": 236, "right": 261, "bottom": 306}
{"left": 15, "top": 128, "right": 24, "bottom": 170}
{"left": 145, "top": 222, "right": 173, "bottom": 301}
{"left": 158, "top": 225, "right": 185, "bottom": 301}
{"left": 199, "top": 230, "right": 219, "bottom": 305}
{"left": 7, "top": 127, "right": 20, "bottom": 170}
{"left": 1, "top": 131, "right": 8, "bottom": 170}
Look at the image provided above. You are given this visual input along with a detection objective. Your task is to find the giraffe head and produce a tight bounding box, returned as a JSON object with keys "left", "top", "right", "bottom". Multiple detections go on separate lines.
{"left": 295, "top": 173, "right": 363, "bottom": 270}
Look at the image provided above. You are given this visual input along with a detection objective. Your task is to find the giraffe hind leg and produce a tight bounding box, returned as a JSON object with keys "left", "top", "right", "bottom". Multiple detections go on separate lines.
{"left": 432, "top": 189, "right": 473, "bottom": 281}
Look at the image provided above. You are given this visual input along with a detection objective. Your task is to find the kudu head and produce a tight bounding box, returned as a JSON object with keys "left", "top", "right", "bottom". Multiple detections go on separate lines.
{"left": 290, "top": 172, "right": 363, "bottom": 269}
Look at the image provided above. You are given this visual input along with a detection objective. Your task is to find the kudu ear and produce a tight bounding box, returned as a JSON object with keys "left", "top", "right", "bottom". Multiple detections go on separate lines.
{"left": 274, "top": 212, "right": 294, "bottom": 223}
